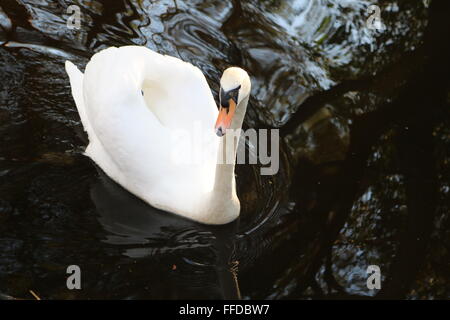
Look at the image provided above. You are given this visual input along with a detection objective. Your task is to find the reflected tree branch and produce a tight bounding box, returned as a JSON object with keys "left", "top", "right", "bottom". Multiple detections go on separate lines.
{"left": 270, "top": 0, "right": 449, "bottom": 299}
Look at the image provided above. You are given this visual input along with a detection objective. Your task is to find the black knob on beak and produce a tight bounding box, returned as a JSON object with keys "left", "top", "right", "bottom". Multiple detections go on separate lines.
{"left": 216, "top": 127, "right": 225, "bottom": 137}
{"left": 221, "top": 99, "right": 229, "bottom": 109}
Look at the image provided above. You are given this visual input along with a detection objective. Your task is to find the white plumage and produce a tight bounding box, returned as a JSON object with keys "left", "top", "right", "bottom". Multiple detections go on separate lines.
{"left": 66, "top": 46, "right": 251, "bottom": 224}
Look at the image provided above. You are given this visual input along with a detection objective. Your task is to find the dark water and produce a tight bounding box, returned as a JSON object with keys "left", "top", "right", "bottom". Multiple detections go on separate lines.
{"left": 0, "top": 0, "right": 449, "bottom": 299}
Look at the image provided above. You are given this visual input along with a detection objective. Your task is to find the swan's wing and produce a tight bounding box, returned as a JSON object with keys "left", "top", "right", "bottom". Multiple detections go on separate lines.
{"left": 66, "top": 46, "right": 219, "bottom": 216}
{"left": 65, "top": 59, "right": 125, "bottom": 181}
{"left": 117, "top": 46, "right": 219, "bottom": 131}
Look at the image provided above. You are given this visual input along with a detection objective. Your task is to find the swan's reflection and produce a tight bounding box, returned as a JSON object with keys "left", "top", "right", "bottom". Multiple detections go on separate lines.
{"left": 90, "top": 169, "right": 240, "bottom": 299}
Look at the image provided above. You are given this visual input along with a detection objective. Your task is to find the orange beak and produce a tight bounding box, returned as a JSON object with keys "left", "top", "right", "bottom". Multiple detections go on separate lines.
{"left": 215, "top": 99, "right": 236, "bottom": 137}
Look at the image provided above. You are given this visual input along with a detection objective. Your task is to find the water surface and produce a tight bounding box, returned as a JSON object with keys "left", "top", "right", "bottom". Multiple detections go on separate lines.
{"left": 0, "top": 0, "right": 448, "bottom": 299}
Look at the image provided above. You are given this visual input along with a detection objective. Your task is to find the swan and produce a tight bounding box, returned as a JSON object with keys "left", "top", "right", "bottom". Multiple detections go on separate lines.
{"left": 65, "top": 46, "right": 251, "bottom": 225}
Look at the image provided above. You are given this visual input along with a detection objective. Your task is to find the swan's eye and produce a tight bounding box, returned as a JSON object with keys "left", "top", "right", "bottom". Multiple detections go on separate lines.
{"left": 229, "top": 89, "right": 239, "bottom": 100}
{"left": 220, "top": 85, "right": 241, "bottom": 107}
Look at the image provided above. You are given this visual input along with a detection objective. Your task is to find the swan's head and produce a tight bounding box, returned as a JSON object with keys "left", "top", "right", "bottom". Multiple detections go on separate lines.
{"left": 215, "top": 67, "right": 251, "bottom": 137}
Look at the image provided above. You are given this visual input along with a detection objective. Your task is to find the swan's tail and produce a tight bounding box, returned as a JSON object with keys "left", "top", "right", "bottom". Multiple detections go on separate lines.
{"left": 65, "top": 61, "right": 99, "bottom": 155}
{"left": 65, "top": 61, "right": 91, "bottom": 136}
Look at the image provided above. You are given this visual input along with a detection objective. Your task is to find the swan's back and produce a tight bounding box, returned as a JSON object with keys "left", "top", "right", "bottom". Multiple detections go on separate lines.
{"left": 66, "top": 46, "right": 220, "bottom": 218}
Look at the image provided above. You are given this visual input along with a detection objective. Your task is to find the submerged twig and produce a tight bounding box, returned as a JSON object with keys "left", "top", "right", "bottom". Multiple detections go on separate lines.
{"left": 29, "top": 290, "right": 41, "bottom": 300}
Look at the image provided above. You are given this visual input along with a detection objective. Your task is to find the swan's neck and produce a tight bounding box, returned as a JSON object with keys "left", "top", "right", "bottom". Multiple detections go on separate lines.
{"left": 213, "top": 134, "right": 238, "bottom": 198}
{"left": 213, "top": 96, "right": 249, "bottom": 197}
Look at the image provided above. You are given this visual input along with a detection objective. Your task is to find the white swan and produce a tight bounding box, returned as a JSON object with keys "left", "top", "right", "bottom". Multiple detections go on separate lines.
{"left": 65, "top": 46, "right": 251, "bottom": 225}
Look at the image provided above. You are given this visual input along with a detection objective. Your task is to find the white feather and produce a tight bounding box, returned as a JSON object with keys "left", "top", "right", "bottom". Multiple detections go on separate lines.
{"left": 66, "top": 46, "right": 249, "bottom": 224}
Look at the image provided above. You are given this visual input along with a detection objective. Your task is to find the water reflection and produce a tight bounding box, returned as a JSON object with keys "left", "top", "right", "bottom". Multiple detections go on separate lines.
{"left": 92, "top": 169, "right": 240, "bottom": 299}
{"left": 0, "top": 0, "right": 448, "bottom": 299}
